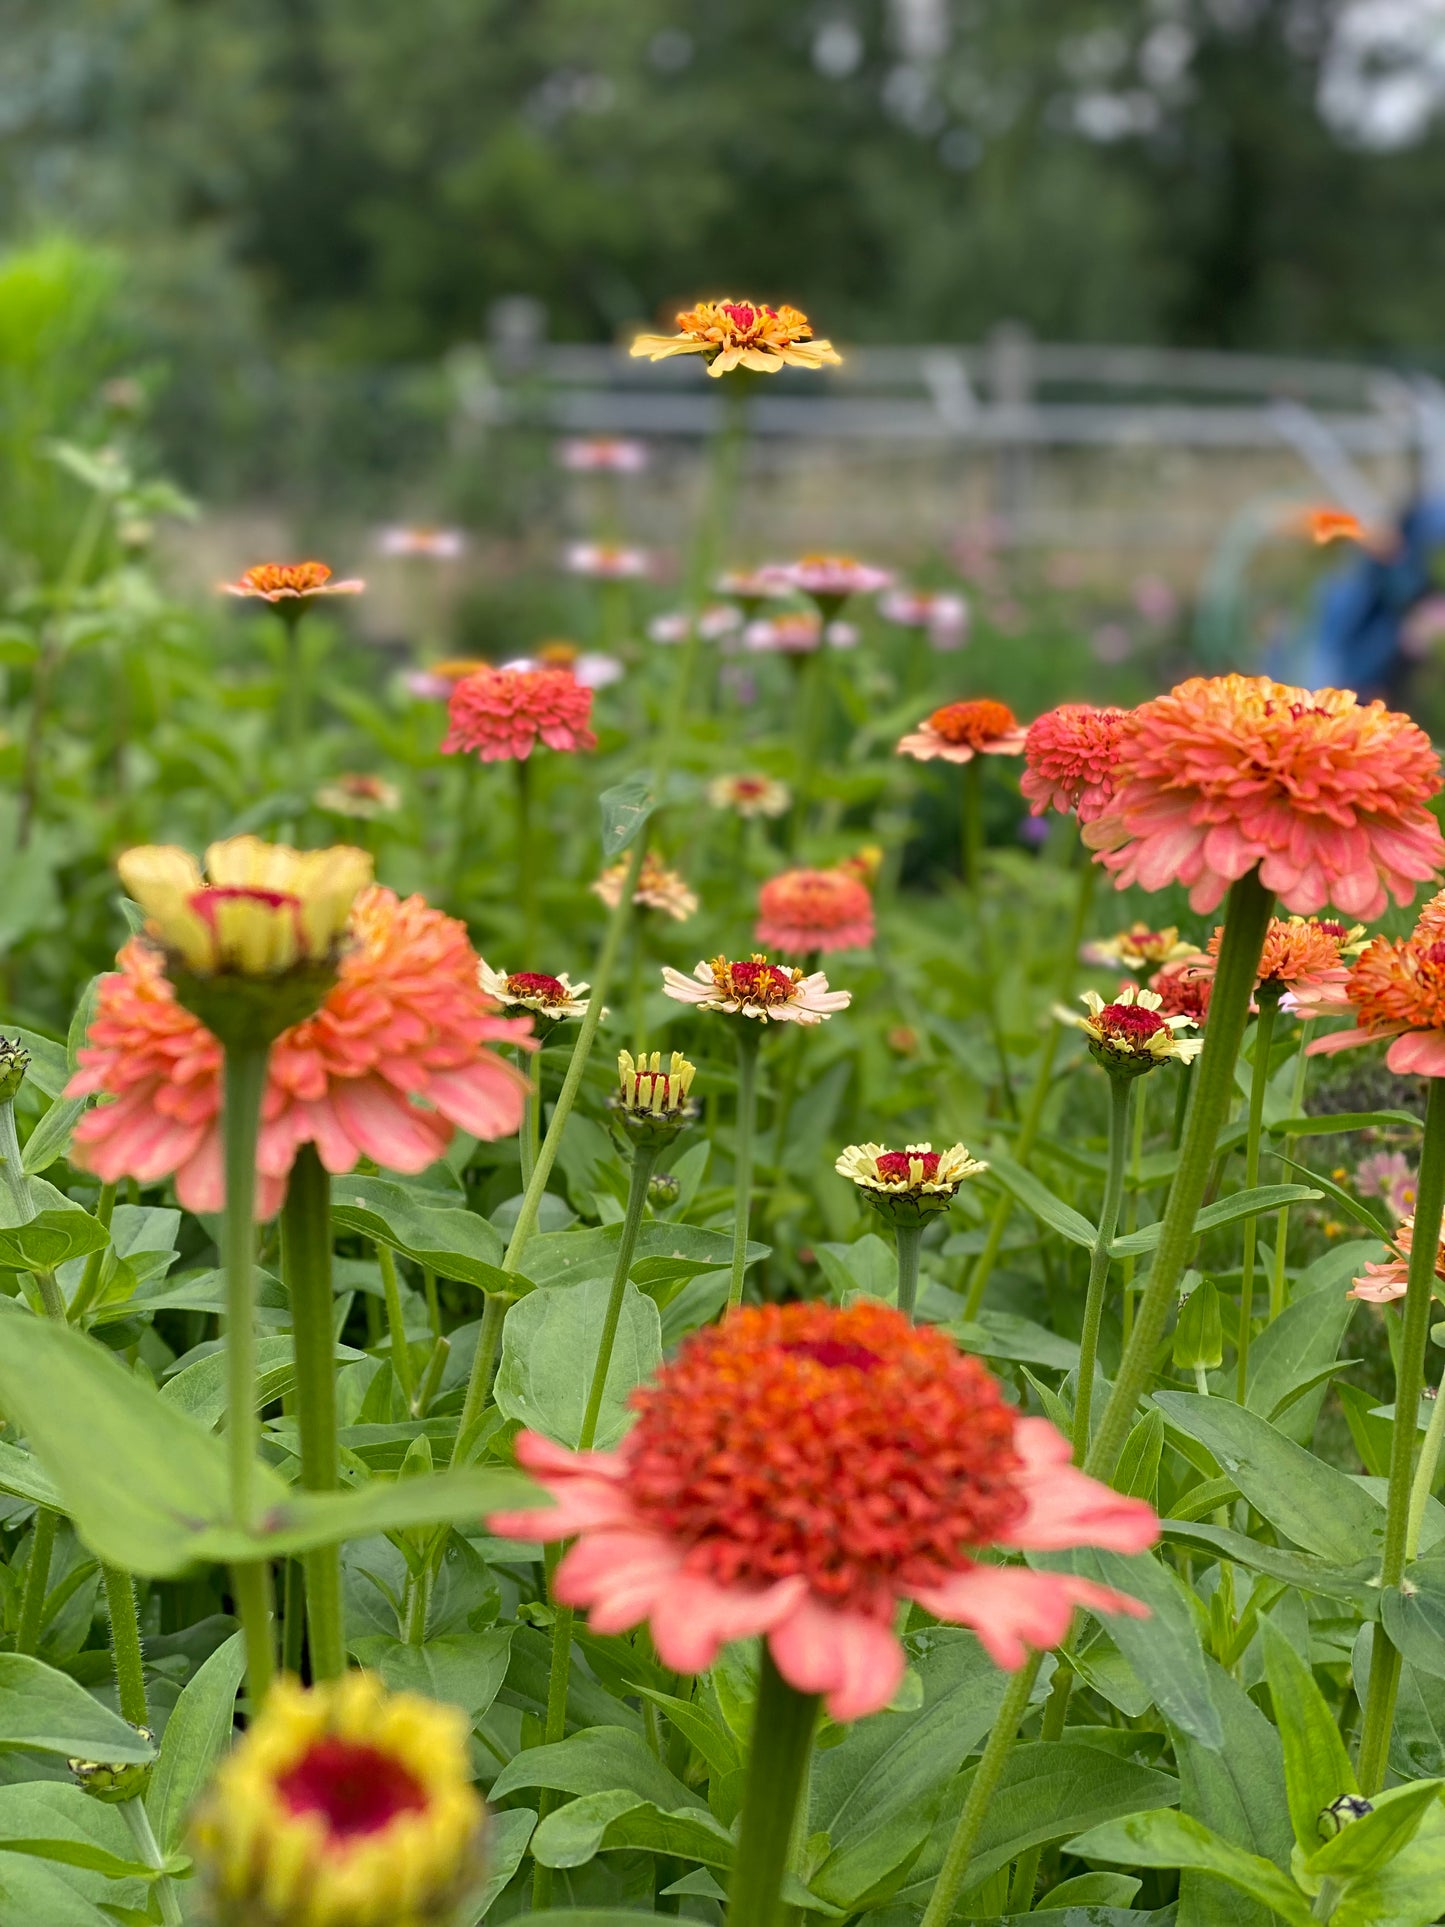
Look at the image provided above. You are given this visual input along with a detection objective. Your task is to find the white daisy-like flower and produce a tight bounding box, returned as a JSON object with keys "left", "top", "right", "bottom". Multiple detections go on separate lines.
{"left": 835, "top": 1141, "right": 987, "bottom": 1222}
{"left": 662, "top": 954, "right": 851, "bottom": 1025}
{"left": 1057, "top": 984, "right": 1203, "bottom": 1072}
{"left": 1079, "top": 924, "right": 1199, "bottom": 973}
{"left": 478, "top": 964, "right": 592, "bottom": 1020}
{"left": 707, "top": 772, "right": 792, "bottom": 819}
{"left": 564, "top": 542, "right": 652, "bottom": 580}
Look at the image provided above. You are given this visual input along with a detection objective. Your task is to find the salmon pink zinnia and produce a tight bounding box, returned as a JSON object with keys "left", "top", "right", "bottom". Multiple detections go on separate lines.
{"left": 67, "top": 888, "right": 534, "bottom": 1216}
{"left": 489, "top": 1302, "right": 1158, "bottom": 1720}
{"left": 441, "top": 665, "right": 597, "bottom": 763}
{"left": 1021, "top": 703, "right": 1129, "bottom": 822}
{"left": 755, "top": 867, "right": 875, "bottom": 955}
{"left": 1307, "top": 928, "right": 1445, "bottom": 1077}
{"left": 1082, "top": 674, "right": 1445, "bottom": 916}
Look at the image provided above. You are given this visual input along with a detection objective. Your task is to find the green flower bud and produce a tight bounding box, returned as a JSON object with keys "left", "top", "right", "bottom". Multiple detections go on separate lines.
{"left": 0, "top": 1038, "right": 30, "bottom": 1104}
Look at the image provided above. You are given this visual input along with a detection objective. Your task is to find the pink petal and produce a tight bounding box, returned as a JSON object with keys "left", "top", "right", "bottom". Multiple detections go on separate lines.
{"left": 909, "top": 1566, "right": 1143, "bottom": 1669}
{"left": 328, "top": 1076, "right": 448, "bottom": 1169}
{"left": 767, "top": 1594, "right": 907, "bottom": 1721}
{"left": 1306, "top": 1024, "right": 1402, "bottom": 1057}
{"left": 1387, "top": 1030, "right": 1445, "bottom": 1077}
{"left": 425, "top": 1060, "right": 529, "bottom": 1140}
{"left": 650, "top": 1573, "right": 809, "bottom": 1675}
{"left": 555, "top": 1528, "right": 689, "bottom": 1631}
{"left": 1000, "top": 1417, "right": 1161, "bottom": 1553}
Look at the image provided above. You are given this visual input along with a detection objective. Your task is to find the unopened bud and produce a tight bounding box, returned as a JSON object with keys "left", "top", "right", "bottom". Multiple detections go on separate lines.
{"left": 611, "top": 1049, "right": 698, "bottom": 1146}
{"left": 70, "top": 1727, "right": 154, "bottom": 1804}
{"left": 0, "top": 1038, "right": 30, "bottom": 1104}
{"left": 649, "top": 1171, "right": 681, "bottom": 1207}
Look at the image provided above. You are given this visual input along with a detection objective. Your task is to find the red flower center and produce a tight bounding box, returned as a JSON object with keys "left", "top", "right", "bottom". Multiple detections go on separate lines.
{"left": 875, "top": 1150, "right": 942, "bottom": 1182}
{"left": 1099, "top": 1003, "right": 1167, "bottom": 1044}
{"left": 507, "top": 971, "right": 567, "bottom": 1001}
{"left": 929, "top": 698, "right": 1019, "bottom": 748}
{"left": 721, "top": 302, "right": 774, "bottom": 334}
{"left": 624, "top": 1302, "right": 1026, "bottom": 1616}
{"left": 713, "top": 956, "right": 799, "bottom": 1006}
{"left": 733, "top": 778, "right": 768, "bottom": 798}
{"left": 1317, "top": 920, "right": 1348, "bottom": 940}
{"left": 277, "top": 1737, "right": 428, "bottom": 1841}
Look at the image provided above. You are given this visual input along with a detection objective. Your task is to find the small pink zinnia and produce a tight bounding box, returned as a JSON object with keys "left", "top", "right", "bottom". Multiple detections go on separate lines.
{"left": 1021, "top": 704, "right": 1129, "bottom": 822}
{"left": 877, "top": 587, "right": 969, "bottom": 650}
{"left": 488, "top": 1301, "right": 1157, "bottom": 1720}
{"left": 1349, "top": 1215, "right": 1445, "bottom": 1304}
{"left": 441, "top": 665, "right": 597, "bottom": 763}
{"left": 755, "top": 867, "right": 875, "bottom": 955}
{"left": 219, "top": 561, "right": 365, "bottom": 605}
{"left": 762, "top": 554, "right": 894, "bottom": 613}
{"left": 563, "top": 542, "right": 652, "bottom": 581}
{"left": 1308, "top": 906, "right": 1445, "bottom": 1076}
{"left": 1082, "top": 674, "right": 1445, "bottom": 917}
{"left": 67, "top": 888, "right": 533, "bottom": 1216}
{"left": 897, "top": 698, "right": 1028, "bottom": 765}
{"left": 556, "top": 436, "right": 649, "bottom": 474}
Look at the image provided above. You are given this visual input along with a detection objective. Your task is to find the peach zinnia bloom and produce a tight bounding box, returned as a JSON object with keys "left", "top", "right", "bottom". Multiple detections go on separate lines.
{"left": 897, "top": 698, "right": 1028, "bottom": 765}
{"left": 489, "top": 1302, "right": 1157, "bottom": 1720}
{"left": 878, "top": 587, "right": 969, "bottom": 649}
{"left": 1297, "top": 507, "right": 1365, "bottom": 546}
{"left": 630, "top": 299, "right": 841, "bottom": 377}
{"left": 591, "top": 850, "right": 697, "bottom": 922}
{"left": 663, "top": 954, "right": 850, "bottom": 1025}
{"left": 441, "top": 665, "right": 596, "bottom": 763}
{"left": 377, "top": 526, "right": 466, "bottom": 559}
{"left": 1211, "top": 914, "right": 1365, "bottom": 1011}
{"left": 556, "top": 436, "right": 648, "bottom": 473}
{"left": 563, "top": 542, "right": 652, "bottom": 581}
{"left": 1308, "top": 927, "right": 1445, "bottom": 1077}
{"left": 1348, "top": 1215, "right": 1445, "bottom": 1304}
{"left": 755, "top": 867, "right": 875, "bottom": 955}
{"left": 1082, "top": 675, "right": 1445, "bottom": 916}
{"left": 1082, "top": 924, "right": 1199, "bottom": 975}
{"left": 707, "top": 772, "right": 791, "bottom": 819}
{"left": 1021, "top": 704, "right": 1129, "bottom": 822}
{"left": 762, "top": 554, "right": 893, "bottom": 612}
{"left": 67, "top": 888, "right": 533, "bottom": 1216}
{"left": 219, "top": 561, "right": 364, "bottom": 604}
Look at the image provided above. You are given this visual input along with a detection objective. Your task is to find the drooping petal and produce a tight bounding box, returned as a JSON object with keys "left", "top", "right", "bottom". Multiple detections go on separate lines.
{"left": 767, "top": 1593, "right": 907, "bottom": 1721}
{"left": 909, "top": 1566, "right": 1145, "bottom": 1670}
{"left": 999, "top": 1418, "right": 1161, "bottom": 1553}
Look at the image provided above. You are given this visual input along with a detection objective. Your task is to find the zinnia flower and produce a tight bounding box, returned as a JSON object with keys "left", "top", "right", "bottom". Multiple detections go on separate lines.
{"left": 1081, "top": 924, "right": 1199, "bottom": 974}
{"left": 1307, "top": 926, "right": 1445, "bottom": 1076}
{"left": 877, "top": 587, "right": 969, "bottom": 649}
{"left": 1149, "top": 955, "right": 1215, "bottom": 1024}
{"left": 314, "top": 774, "right": 401, "bottom": 820}
{"left": 836, "top": 1142, "right": 986, "bottom": 1223}
{"left": 897, "top": 698, "right": 1028, "bottom": 765}
{"left": 763, "top": 554, "right": 893, "bottom": 614}
{"left": 1356, "top": 1149, "right": 1418, "bottom": 1222}
{"left": 755, "top": 867, "right": 875, "bottom": 955}
{"left": 707, "top": 772, "right": 791, "bottom": 818}
{"left": 441, "top": 665, "right": 596, "bottom": 763}
{"left": 1021, "top": 704, "right": 1129, "bottom": 822}
{"left": 563, "top": 542, "right": 652, "bottom": 581}
{"left": 507, "top": 644, "right": 626, "bottom": 690}
{"left": 68, "top": 888, "right": 533, "bottom": 1216}
{"left": 1297, "top": 507, "right": 1365, "bottom": 546}
{"left": 744, "top": 611, "right": 825, "bottom": 655}
{"left": 1060, "top": 985, "right": 1203, "bottom": 1075}
{"left": 649, "top": 604, "right": 743, "bottom": 645}
{"left": 1348, "top": 1215, "right": 1445, "bottom": 1304}
{"left": 219, "top": 562, "right": 364, "bottom": 605}
{"left": 630, "top": 299, "right": 841, "bottom": 377}
{"left": 557, "top": 435, "right": 648, "bottom": 473}
{"left": 377, "top": 526, "right": 465, "bottom": 559}
{"left": 613, "top": 1050, "right": 698, "bottom": 1142}
{"left": 591, "top": 851, "right": 697, "bottom": 922}
{"left": 716, "top": 569, "right": 790, "bottom": 612}
{"left": 403, "top": 659, "right": 490, "bottom": 702}
{"left": 477, "top": 964, "right": 592, "bottom": 1022}
{"left": 1081, "top": 674, "right": 1445, "bottom": 916}
{"left": 663, "top": 954, "right": 850, "bottom": 1025}
{"left": 488, "top": 1301, "right": 1157, "bottom": 1720}
{"left": 1210, "top": 914, "right": 1366, "bottom": 1011}
{"left": 190, "top": 1672, "right": 485, "bottom": 1927}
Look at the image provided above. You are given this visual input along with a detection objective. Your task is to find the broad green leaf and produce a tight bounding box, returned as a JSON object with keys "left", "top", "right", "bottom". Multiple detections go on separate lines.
{"left": 598, "top": 773, "right": 655, "bottom": 859}
{"left": 0, "top": 1839, "right": 155, "bottom": 1880}
{"left": 0, "top": 1655, "right": 154, "bottom": 1761}
{"left": 161, "top": 1336, "right": 363, "bottom": 1431}
{"left": 1115, "top": 1407, "right": 1165, "bottom": 1503}
{"left": 1307, "top": 1779, "right": 1445, "bottom": 1879}
{"left": 1037, "top": 1872, "right": 1143, "bottom": 1908}
{"left": 1154, "top": 1391, "right": 1385, "bottom": 1565}
{"left": 1070, "top": 1811, "right": 1313, "bottom": 1924}
{"left": 1173, "top": 1657, "right": 1291, "bottom": 1927}
{"left": 634, "top": 1688, "right": 741, "bottom": 1782}
{"left": 364, "top": 1628, "right": 514, "bottom": 1723}
{"left": 530, "top": 1789, "right": 735, "bottom": 1869}
{"left": 1244, "top": 1286, "right": 1356, "bottom": 1443}
{"left": 466, "top": 1809, "right": 535, "bottom": 1921}
{"left": 494, "top": 1275, "right": 661, "bottom": 1449}
{"left": 815, "top": 1234, "right": 898, "bottom": 1302}
{"left": 0, "top": 1210, "right": 108, "bottom": 1273}
{"left": 984, "top": 1152, "right": 1098, "bottom": 1248}
{"left": 0, "top": 1785, "right": 156, "bottom": 1900}
{"left": 1269, "top": 1109, "right": 1422, "bottom": 1137}
{"left": 0, "top": 1854, "right": 117, "bottom": 1927}
{"left": 1161, "top": 1521, "right": 1377, "bottom": 1608}
{"left": 146, "top": 1630, "right": 244, "bottom": 1853}
{"left": 225, "top": 1466, "right": 536, "bottom": 1563}
{"left": 522, "top": 1221, "right": 768, "bottom": 1293}
{"left": 953, "top": 1309, "right": 1081, "bottom": 1371}
{"left": 1327, "top": 1807, "right": 1445, "bottom": 1927}
{"left": 489, "top": 1725, "right": 702, "bottom": 1812}
{"left": 1274, "top": 1153, "right": 1395, "bottom": 1243}
{"left": 1112, "top": 1184, "right": 1319, "bottom": 1257}
{"left": 1382, "top": 1561, "right": 1445, "bottom": 1682}
{"left": 523, "top": 1915, "right": 673, "bottom": 1926}
{"left": 20, "top": 1099, "right": 88, "bottom": 1176}
{"left": 1261, "top": 1617, "right": 1357, "bottom": 1857}
{"left": 0, "top": 1441, "right": 59, "bottom": 1510}
{"left": 329, "top": 1177, "right": 518, "bottom": 1294}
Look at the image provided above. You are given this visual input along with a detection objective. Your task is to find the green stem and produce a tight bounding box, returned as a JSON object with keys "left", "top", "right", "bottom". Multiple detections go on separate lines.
{"left": 1075, "top": 1074, "right": 1133, "bottom": 1464}
{"left": 280, "top": 609, "right": 306, "bottom": 777}
{"left": 516, "top": 754, "right": 537, "bottom": 961}
{"left": 659, "top": 378, "right": 748, "bottom": 752}
{"left": 1007, "top": 1665, "right": 1074, "bottom": 1909}
{"left": 532, "top": 1545, "right": 573, "bottom": 1913}
{"left": 69, "top": 1182, "right": 117, "bottom": 1322}
{"left": 727, "top": 1648, "right": 821, "bottom": 1927}
{"left": 281, "top": 1145, "right": 346, "bottom": 1681}
{"left": 230, "top": 1561, "right": 275, "bottom": 1707}
{"left": 729, "top": 1029, "right": 761, "bottom": 1311}
{"left": 451, "top": 1289, "right": 509, "bottom": 1467}
{"left": 1236, "top": 993, "right": 1279, "bottom": 1402}
{"left": 101, "top": 1565, "right": 148, "bottom": 1728}
{"left": 121, "top": 1800, "right": 183, "bottom": 1927}
{"left": 895, "top": 1222, "right": 923, "bottom": 1318}
{"left": 282, "top": 1561, "right": 306, "bottom": 1677}
{"left": 1357, "top": 1074, "right": 1445, "bottom": 1792}
{"left": 1270, "top": 1035, "right": 1311, "bottom": 1319}
{"left": 1119, "top": 1072, "right": 1149, "bottom": 1344}
{"left": 222, "top": 1043, "right": 269, "bottom": 1530}
{"left": 919, "top": 1655, "right": 1043, "bottom": 1927}
{"left": 376, "top": 1241, "right": 417, "bottom": 1411}
{"left": 518, "top": 1046, "right": 541, "bottom": 1191}
{"left": 16, "top": 1509, "right": 57, "bottom": 1656}
{"left": 961, "top": 757, "right": 983, "bottom": 891}
{"left": 1086, "top": 869, "right": 1275, "bottom": 1482}
{"left": 580, "top": 1146, "right": 660, "bottom": 1451}
{"left": 1407, "top": 1375, "right": 1445, "bottom": 1563}
{"left": 503, "top": 836, "right": 646, "bottom": 1273}
{"left": 0, "top": 1093, "right": 63, "bottom": 1317}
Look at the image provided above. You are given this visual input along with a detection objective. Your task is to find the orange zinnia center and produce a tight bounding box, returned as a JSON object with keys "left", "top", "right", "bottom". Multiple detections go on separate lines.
{"left": 929, "top": 699, "right": 1018, "bottom": 748}
{"left": 241, "top": 562, "right": 333, "bottom": 595}
{"left": 1348, "top": 935, "right": 1445, "bottom": 1033}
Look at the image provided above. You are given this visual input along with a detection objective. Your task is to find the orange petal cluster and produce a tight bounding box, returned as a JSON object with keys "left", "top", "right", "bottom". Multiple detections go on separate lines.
{"left": 441, "top": 665, "right": 597, "bottom": 763}
{"left": 755, "top": 867, "right": 875, "bottom": 955}
{"left": 1021, "top": 703, "right": 1128, "bottom": 821}
{"left": 897, "top": 698, "right": 1028, "bottom": 765}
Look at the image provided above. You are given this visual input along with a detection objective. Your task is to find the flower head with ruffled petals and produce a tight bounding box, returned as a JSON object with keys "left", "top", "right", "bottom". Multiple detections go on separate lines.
{"left": 708, "top": 772, "right": 791, "bottom": 818}
{"left": 1082, "top": 675, "right": 1444, "bottom": 916}
{"left": 477, "top": 964, "right": 591, "bottom": 1022}
{"left": 755, "top": 867, "right": 874, "bottom": 955}
{"left": 441, "top": 665, "right": 596, "bottom": 763}
{"left": 592, "top": 851, "right": 697, "bottom": 922}
{"left": 219, "top": 561, "right": 364, "bottom": 606}
{"left": 836, "top": 1142, "right": 986, "bottom": 1225}
{"left": 663, "top": 955, "right": 850, "bottom": 1025}
{"left": 67, "top": 889, "right": 533, "bottom": 1217}
{"left": 897, "top": 699, "right": 1027, "bottom": 765}
{"left": 1021, "top": 704, "right": 1128, "bottom": 822}
{"left": 1211, "top": 913, "right": 1366, "bottom": 1013}
{"left": 1307, "top": 926, "right": 1445, "bottom": 1077}
{"left": 1060, "top": 985, "right": 1203, "bottom": 1076}
{"left": 1149, "top": 955, "right": 1215, "bottom": 1024}
{"left": 631, "top": 300, "right": 840, "bottom": 378}
{"left": 1348, "top": 1214, "right": 1445, "bottom": 1304}
{"left": 488, "top": 1301, "right": 1157, "bottom": 1720}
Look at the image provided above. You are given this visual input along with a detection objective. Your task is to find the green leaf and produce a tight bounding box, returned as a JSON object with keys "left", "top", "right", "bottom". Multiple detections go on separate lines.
{"left": 466, "top": 1809, "right": 535, "bottom": 1921}
{"left": 1174, "top": 1279, "right": 1224, "bottom": 1372}
{"left": 1036, "top": 1872, "right": 1143, "bottom": 1909}
{"left": 0, "top": 1655, "right": 154, "bottom": 1761}
{"left": 363, "top": 1628, "right": 514, "bottom": 1723}
{"left": 1068, "top": 1810, "right": 1313, "bottom": 1925}
{"left": 1154, "top": 1391, "right": 1385, "bottom": 1565}
{"left": 0, "top": 1441, "right": 59, "bottom": 1510}
{"left": 598, "top": 773, "right": 656, "bottom": 859}
{"left": 1307, "top": 1779, "right": 1445, "bottom": 1879}
{"left": 530, "top": 1789, "right": 736, "bottom": 1870}
{"left": 1269, "top": 1109, "right": 1423, "bottom": 1137}
{"left": 0, "top": 1854, "right": 117, "bottom": 1926}
{"left": 1326, "top": 1807, "right": 1445, "bottom": 1927}
{"left": 494, "top": 1275, "right": 662, "bottom": 1449}
{"left": 983, "top": 1152, "right": 1098, "bottom": 1248}
{"left": 814, "top": 1234, "right": 897, "bottom": 1302}
{"left": 20, "top": 1098, "right": 88, "bottom": 1177}
{"left": 634, "top": 1688, "right": 741, "bottom": 1782}
{"left": 329, "top": 1177, "right": 519, "bottom": 1294}
{"left": 0, "top": 1210, "right": 108, "bottom": 1273}
{"left": 1173, "top": 1657, "right": 1291, "bottom": 1927}
{"left": 522, "top": 1221, "right": 768, "bottom": 1294}
{"left": 6, "top": 1032, "right": 68, "bottom": 1100}
{"left": 1274, "top": 1153, "right": 1396, "bottom": 1243}
{"left": 1161, "top": 1521, "right": 1378, "bottom": 1608}
{"left": 952, "top": 1310, "right": 1080, "bottom": 1371}
{"left": 1114, "top": 1407, "right": 1165, "bottom": 1503}
{"left": 489, "top": 1724, "right": 703, "bottom": 1812}
{"left": 230, "top": 1466, "right": 536, "bottom": 1562}
{"left": 1381, "top": 1561, "right": 1445, "bottom": 1682}
{"left": 1260, "top": 1617, "right": 1357, "bottom": 1858}
{"left": 1112, "top": 1184, "right": 1320, "bottom": 1257}
{"left": 146, "top": 1630, "right": 244, "bottom": 1853}
{"left": 522, "top": 1915, "right": 672, "bottom": 1926}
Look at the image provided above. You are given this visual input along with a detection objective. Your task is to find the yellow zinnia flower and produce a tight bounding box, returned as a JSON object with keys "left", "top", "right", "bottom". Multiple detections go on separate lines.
{"left": 630, "top": 298, "right": 841, "bottom": 377}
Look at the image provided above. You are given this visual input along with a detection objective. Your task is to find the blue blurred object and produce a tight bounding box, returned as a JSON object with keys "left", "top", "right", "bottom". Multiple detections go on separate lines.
{"left": 1300, "top": 496, "right": 1445, "bottom": 697}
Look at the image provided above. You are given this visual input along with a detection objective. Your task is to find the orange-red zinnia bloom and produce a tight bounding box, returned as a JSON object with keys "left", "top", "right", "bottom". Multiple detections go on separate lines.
{"left": 1148, "top": 955, "right": 1215, "bottom": 1024}
{"left": 219, "top": 561, "right": 364, "bottom": 603}
{"left": 489, "top": 1301, "right": 1157, "bottom": 1720}
{"left": 1209, "top": 914, "right": 1363, "bottom": 1009}
{"left": 755, "top": 867, "right": 875, "bottom": 955}
{"left": 1082, "top": 675, "right": 1444, "bottom": 916}
{"left": 897, "top": 698, "right": 1028, "bottom": 765}
{"left": 67, "top": 888, "right": 533, "bottom": 1215}
{"left": 1308, "top": 924, "right": 1445, "bottom": 1078}
{"left": 441, "top": 665, "right": 597, "bottom": 763}
{"left": 631, "top": 300, "right": 840, "bottom": 377}
{"left": 1021, "top": 704, "right": 1128, "bottom": 822}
